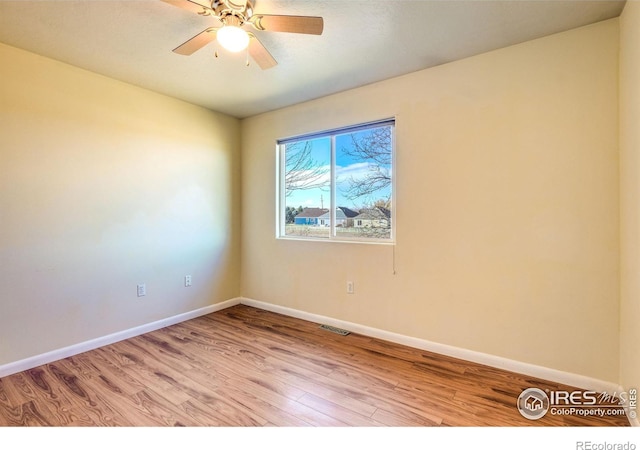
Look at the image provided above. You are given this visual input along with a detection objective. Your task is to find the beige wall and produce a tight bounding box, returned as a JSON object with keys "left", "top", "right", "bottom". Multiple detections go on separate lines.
{"left": 241, "top": 20, "right": 620, "bottom": 382}
{"left": 0, "top": 14, "right": 629, "bottom": 388}
{"left": 620, "top": 2, "right": 640, "bottom": 394}
{"left": 0, "top": 43, "right": 241, "bottom": 365}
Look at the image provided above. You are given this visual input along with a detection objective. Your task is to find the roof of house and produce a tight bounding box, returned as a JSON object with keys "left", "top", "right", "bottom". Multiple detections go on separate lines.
{"left": 317, "top": 207, "right": 360, "bottom": 220}
{"left": 296, "top": 207, "right": 329, "bottom": 218}
{"left": 338, "top": 207, "right": 360, "bottom": 218}
{"left": 354, "top": 207, "right": 391, "bottom": 220}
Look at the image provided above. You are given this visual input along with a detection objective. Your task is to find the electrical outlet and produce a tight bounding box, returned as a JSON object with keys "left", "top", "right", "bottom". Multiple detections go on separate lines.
{"left": 347, "top": 281, "right": 354, "bottom": 294}
{"left": 137, "top": 283, "right": 146, "bottom": 297}
{"left": 185, "top": 275, "right": 192, "bottom": 287}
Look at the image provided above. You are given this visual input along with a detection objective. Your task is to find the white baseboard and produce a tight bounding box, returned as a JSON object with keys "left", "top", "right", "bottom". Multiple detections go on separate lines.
{"left": 239, "top": 297, "right": 621, "bottom": 396}
{"left": 0, "top": 298, "right": 242, "bottom": 378}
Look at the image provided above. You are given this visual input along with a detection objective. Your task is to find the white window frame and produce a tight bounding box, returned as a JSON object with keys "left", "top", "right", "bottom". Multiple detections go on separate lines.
{"left": 276, "top": 118, "right": 396, "bottom": 244}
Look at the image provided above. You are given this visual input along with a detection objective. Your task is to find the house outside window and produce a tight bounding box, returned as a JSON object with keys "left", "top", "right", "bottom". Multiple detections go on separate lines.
{"left": 277, "top": 119, "right": 395, "bottom": 243}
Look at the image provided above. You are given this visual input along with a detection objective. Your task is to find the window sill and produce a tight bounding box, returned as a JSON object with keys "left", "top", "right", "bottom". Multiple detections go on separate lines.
{"left": 276, "top": 235, "right": 395, "bottom": 245}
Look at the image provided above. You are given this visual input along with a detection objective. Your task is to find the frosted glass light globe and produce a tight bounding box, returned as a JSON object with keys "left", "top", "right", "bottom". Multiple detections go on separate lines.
{"left": 217, "top": 25, "right": 250, "bottom": 52}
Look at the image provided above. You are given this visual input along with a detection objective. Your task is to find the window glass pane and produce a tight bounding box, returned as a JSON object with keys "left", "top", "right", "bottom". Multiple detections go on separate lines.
{"left": 335, "top": 125, "right": 393, "bottom": 240}
{"left": 283, "top": 137, "right": 331, "bottom": 239}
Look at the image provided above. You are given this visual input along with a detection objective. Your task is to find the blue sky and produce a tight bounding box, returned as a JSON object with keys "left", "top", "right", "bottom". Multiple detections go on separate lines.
{"left": 285, "top": 129, "right": 392, "bottom": 211}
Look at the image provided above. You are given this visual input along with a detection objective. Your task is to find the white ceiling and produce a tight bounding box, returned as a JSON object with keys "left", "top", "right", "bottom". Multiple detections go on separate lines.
{"left": 0, "top": 0, "right": 626, "bottom": 118}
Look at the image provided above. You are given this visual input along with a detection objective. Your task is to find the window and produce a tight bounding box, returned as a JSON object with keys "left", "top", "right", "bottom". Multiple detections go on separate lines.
{"left": 278, "top": 119, "right": 395, "bottom": 242}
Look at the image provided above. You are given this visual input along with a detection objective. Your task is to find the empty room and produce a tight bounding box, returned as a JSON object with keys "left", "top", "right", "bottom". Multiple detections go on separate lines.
{"left": 0, "top": 0, "right": 639, "bottom": 443}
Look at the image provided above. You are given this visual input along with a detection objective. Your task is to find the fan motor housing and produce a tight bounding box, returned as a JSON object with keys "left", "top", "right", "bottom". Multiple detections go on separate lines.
{"left": 211, "top": 0, "right": 254, "bottom": 20}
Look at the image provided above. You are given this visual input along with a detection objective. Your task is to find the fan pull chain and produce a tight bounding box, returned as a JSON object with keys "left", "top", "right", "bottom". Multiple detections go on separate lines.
{"left": 245, "top": 46, "right": 250, "bottom": 66}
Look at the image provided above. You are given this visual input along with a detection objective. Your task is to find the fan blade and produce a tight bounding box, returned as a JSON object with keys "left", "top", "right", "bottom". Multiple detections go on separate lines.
{"left": 161, "top": 0, "right": 213, "bottom": 16}
{"left": 248, "top": 34, "right": 277, "bottom": 69}
{"left": 250, "top": 14, "right": 323, "bottom": 35}
{"left": 173, "top": 27, "right": 218, "bottom": 55}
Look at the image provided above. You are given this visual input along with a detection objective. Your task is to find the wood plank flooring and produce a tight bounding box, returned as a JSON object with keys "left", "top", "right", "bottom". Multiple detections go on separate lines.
{"left": 0, "top": 305, "right": 630, "bottom": 426}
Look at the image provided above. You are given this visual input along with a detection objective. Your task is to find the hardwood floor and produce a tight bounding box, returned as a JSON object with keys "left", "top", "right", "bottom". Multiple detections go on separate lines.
{"left": 0, "top": 305, "right": 630, "bottom": 426}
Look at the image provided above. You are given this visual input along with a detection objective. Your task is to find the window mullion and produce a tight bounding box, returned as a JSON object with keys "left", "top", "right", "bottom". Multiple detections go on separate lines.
{"left": 330, "top": 134, "right": 336, "bottom": 239}
{"left": 277, "top": 144, "right": 284, "bottom": 238}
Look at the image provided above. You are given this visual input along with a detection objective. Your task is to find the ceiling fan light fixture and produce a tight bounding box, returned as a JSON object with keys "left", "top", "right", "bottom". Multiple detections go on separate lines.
{"left": 217, "top": 25, "right": 250, "bottom": 52}
{"left": 165, "top": 0, "right": 323, "bottom": 69}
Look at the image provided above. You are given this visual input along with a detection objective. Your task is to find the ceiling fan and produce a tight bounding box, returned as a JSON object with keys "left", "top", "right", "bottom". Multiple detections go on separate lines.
{"left": 162, "top": 0, "right": 324, "bottom": 69}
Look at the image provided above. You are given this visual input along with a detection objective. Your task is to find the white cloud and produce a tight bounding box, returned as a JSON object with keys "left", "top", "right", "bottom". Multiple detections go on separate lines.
{"left": 336, "top": 162, "right": 384, "bottom": 182}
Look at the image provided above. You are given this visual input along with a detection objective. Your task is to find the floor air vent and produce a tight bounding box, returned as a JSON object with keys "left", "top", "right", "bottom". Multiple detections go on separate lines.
{"left": 319, "top": 324, "right": 350, "bottom": 336}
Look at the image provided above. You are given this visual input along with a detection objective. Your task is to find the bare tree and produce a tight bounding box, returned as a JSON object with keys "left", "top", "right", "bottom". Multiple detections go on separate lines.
{"left": 285, "top": 141, "right": 329, "bottom": 196}
{"left": 373, "top": 198, "right": 392, "bottom": 210}
{"left": 340, "top": 126, "right": 392, "bottom": 201}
